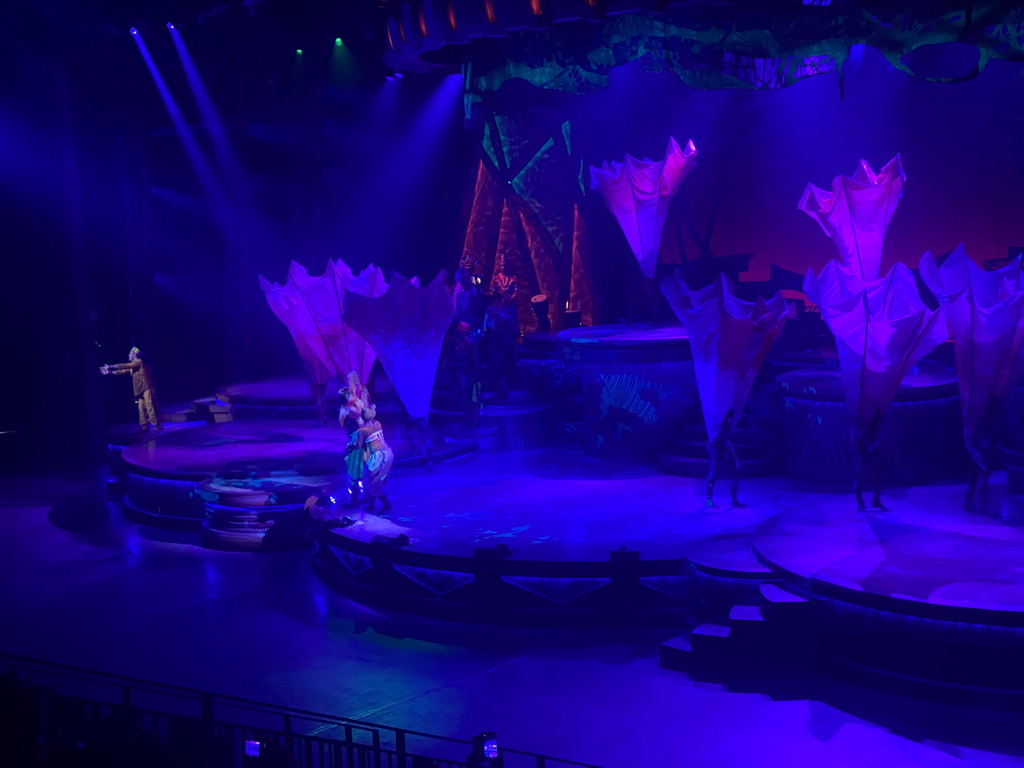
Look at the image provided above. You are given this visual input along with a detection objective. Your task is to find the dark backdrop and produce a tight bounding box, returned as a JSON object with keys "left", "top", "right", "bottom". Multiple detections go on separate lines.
{"left": 4, "top": 1, "right": 1023, "bottom": 470}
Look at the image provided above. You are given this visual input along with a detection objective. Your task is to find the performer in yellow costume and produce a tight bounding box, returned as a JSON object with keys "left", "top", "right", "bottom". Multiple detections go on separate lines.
{"left": 101, "top": 347, "right": 161, "bottom": 431}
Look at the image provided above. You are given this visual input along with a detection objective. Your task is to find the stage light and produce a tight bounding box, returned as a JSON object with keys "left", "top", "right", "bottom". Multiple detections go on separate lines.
{"left": 129, "top": 27, "right": 138, "bottom": 35}
{"left": 394, "top": 72, "right": 404, "bottom": 79}
{"left": 386, "top": 75, "right": 396, "bottom": 82}
{"left": 166, "top": 22, "right": 175, "bottom": 29}
{"left": 296, "top": 48, "right": 303, "bottom": 55}
{"left": 467, "top": 732, "right": 501, "bottom": 767}
{"left": 335, "top": 37, "right": 342, "bottom": 46}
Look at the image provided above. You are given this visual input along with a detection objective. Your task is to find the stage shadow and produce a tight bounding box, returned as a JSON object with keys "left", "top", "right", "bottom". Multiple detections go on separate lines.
{"left": 46, "top": 493, "right": 117, "bottom": 544}
{"left": 687, "top": 662, "right": 1024, "bottom": 757}
{"left": 131, "top": 526, "right": 202, "bottom": 545}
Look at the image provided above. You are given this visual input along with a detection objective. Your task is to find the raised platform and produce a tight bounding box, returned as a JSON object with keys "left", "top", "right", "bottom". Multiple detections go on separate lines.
{"left": 118, "top": 420, "right": 475, "bottom": 529}
{"left": 432, "top": 390, "right": 555, "bottom": 450}
{"left": 747, "top": 480, "right": 1024, "bottom": 694}
{"left": 216, "top": 377, "right": 315, "bottom": 407}
{"left": 556, "top": 323, "right": 698, "bottom": 460}
{"left": 753, "top": 483, "right": 1024, "bottom": 625}
{"left": 314, "top": 446, "right": 1024, "bottom": 694}
{"left": 313, "top": 447, "right": 785, "bottom": 627}
{"left": 777, "top": 360, "right": 962, "bottom": 484}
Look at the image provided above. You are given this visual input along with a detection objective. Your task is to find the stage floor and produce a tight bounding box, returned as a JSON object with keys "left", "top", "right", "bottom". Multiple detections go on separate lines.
{"left": 118, "top": 419, "right": 466, "bottom": 480}
{"left": 8, "top": 475, "right": 1024, "bottom": 766}
{"left": 754, "top": 483, "right": 1024, "bottom": 621}
{"left": 333, "top": 450, "right": 1024, "bottom": 619}
{"left": 336, "top": 447, "right": 779, "bottom": 565}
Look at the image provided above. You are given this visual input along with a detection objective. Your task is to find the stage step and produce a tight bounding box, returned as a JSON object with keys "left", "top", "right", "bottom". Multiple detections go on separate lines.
{"left": 194, "top": 396, "right": 234, "bottom": 415}
{"left": 673, "top": 424, "right": 774, "bottom": 445}
{"left": 660, "top": 583, "right": 820, "bottom": 681}
{"left": 660, "top": 422, "right": 781, "bottom": 478}
{"left": 760, "top": 583, "right": 810, "bottom": 604}
{"left": 658, "top": 634, "right": 694, "bottom": 672}
{"left": 729, "top": 604, "right": 766, "bottom": 622}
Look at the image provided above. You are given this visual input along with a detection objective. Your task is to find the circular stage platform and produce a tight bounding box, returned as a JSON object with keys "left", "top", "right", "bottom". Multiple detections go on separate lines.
{"left": 749, "top": 482, "right": 1024, "bottom": 694}
{"left": 753, "top": 486, "right": 1024, "bottom": 625}
{"left": 118, "top": 420, "right": 475, "bottom": 529}
{"left": 216, "top": 377, "right": 319, "bottom": 420}
{"left": 313, "top": 446, "right": 1024, "bottom": 693}
{"left": 556, "top": 323, "right": 698, "bottom": 460}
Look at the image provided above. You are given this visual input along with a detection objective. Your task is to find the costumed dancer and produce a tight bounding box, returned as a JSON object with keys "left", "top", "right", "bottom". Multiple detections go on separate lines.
{"left": 339, "top": 371, "right": 369, "bottom": 506}
{"left": 454, "top": 321, "right": 483, "bottom": 427}
{"left": 965, "top": 396, "right": 1000, "bottom": 512}
{"left": 706, "top": 409, "right": 741, "bottom": 508}
{"left": 453, "top": 253, "right": 486, "bottom": 428}
{"left": 100, "top": 347, "right": 161, "bottom": 432}
{"left": 854, "top": 409, "right": 885, "bottom": 511}
{"left": 351, "top": 403, "right": 394, "bottom": 512}
{"left": 486, "top": 252, "right": 519, "bottom": 400}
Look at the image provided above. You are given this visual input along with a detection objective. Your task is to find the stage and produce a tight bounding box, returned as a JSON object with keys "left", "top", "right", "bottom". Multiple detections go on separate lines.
{"left": 114, "top": 419, "right": 476, "bottom": 528}
{"left": 304, "top": 444, "right": 1024, "bottom": 695}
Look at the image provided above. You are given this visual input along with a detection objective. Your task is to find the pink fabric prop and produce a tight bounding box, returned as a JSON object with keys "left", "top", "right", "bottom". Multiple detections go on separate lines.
{"left": 590, "top": 137, "right": 698, "bottom": 279}
{"left": 661, "top": 273, "right": 795, "bottom": 438}
{"left": 260, "top": 275, "right": 332, "bottom": 386}
{"left": 805, "top": 261, "right": 947, "bottom": 441}
{"left": 342, "top": 272, "right": 455, "bottom": 419}
{"left": 259, "top": 260, "right": 387, "bottom": 386}
{"left": 798, "top": 155, "right": 905, "bottom": 282}
{"left": 919, "top": 244, "right": 1024, "bottom": 438}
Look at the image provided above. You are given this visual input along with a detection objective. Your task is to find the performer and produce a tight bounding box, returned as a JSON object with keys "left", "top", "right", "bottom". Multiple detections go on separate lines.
{"left": 454, "top": 321, "right": 483, "bottom": 427}
{"left": 490, "top": 252, "right": 518, "bottom": 305}
{"left": 339, "top": 371, "right": 369, "bottom": 506}
{"left": 854, "top": 409, "right": 885, "bottom": 511}
{"left": 349, "top": 404, "right": 394, "bottom": 512}
{"left": 100, "top": 347, "right": 161, "bottom": 432}
{"left": 486, "top": 252, "right": 519, "bottom": 400}
{"left": 706, "top": 410, "right": 741, "bottom": 508}
{"left": 965, "top": 396, "right": 1000, "bottom": 511}
{"left": 453, "top": 253, "right": 486, "bottom": 425}
{"left": 455, "top": 253, "right": 486, "bottom": 328}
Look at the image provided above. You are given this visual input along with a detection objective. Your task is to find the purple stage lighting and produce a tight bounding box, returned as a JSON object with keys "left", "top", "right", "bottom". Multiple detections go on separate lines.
{"left": 131, "top": 30, "right": 225, "bottom": 225}
{"left": 129, "top": 27, "right": 138, "bottom": 35}
{"left": 394, "top": 72, "right": 404, "bottom": 79}
{"left": 167, "top": 22, "right": 175, "bottom": 29}
{"left": 169, "top": 25, "right": 243, "bottom": 192}
{"left": 386, "top": 76, "right": 396, "bottom": 82}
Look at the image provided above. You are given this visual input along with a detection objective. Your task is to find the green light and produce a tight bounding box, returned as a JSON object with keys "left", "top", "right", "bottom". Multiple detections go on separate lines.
{"left": 335, "top": 38, "right": 343, "bottom": 46}
{"left": 296, "top": 48, "right": 303, "bottom": 55}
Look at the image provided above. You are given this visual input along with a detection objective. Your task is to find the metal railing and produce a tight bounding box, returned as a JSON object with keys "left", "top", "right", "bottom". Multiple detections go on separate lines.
{"left": 0, "top": 653, "right": 601, "bottom": 768}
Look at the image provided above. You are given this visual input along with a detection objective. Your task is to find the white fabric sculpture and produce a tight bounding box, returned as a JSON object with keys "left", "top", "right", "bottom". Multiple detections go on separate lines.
{"left": 661, "top": 273, "right": 794, "bottom": 439}
{"left": 919, "top": 244, "right": 1024, "bottom": 442}
{"left": 799, "top": 154, "right": 905, "bottom": 282}
{"left": 259, "top": 260, "right": 387, "bottom": 387}
{"left": 342, "top": 272, "right": 455, "bottom": 420}
{"left": 590, "top": 137, "right": 698, "bottom": 279}
{"left": 804, "top": 262, "right": 947, "bottom": 442}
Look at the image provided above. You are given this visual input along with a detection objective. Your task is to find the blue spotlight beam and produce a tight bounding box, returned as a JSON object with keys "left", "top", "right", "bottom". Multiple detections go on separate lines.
{"left": 131, "top": 30, "right": 226, "bottom": 224}
{"left": 168, "top": 26, "right": 244, "bottom": 193}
